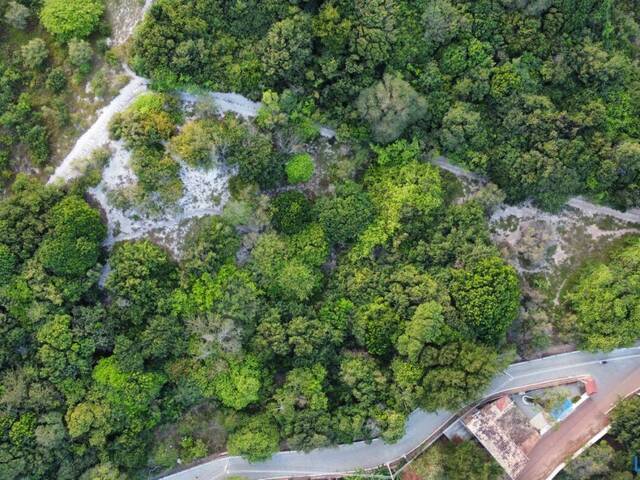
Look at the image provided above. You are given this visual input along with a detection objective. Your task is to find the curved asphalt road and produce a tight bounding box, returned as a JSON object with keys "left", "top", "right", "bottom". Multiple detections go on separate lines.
{"left": 162, "top": 346, "right": 640, "bottom": 480}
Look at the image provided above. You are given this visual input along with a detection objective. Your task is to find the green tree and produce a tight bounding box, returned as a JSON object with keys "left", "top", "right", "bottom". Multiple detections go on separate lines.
{"left": 285, "top": 153, "right": 314, "bottom": 184}
{"left": 562, "top": 441, "right": 615, "bottom": 479}
{"left": 92, "top": 356, "right": 166, "bottom": 425}
{"left": 353, "top": 298, "right": 400, "bottom": 357}
{"left": 260, "top": 12, "right": 313, "bottom": 85}
{"left": 339, "top": 352, "right": 388, "bottom": 407}
{"left": 272, "top": 365, "right": 330, "bottom": 450}
{"left": 568, "top": 238, "right": 640, "bottom": 351}
{"left": 420, "top": 342, "right": 503, "bottom": 410}
{"left": 106, "top": 240, "right": 177, "bottom": 325}
{"left": 0, "top": 244, "right": 16, "bottom": 284}
{"left": 610, "top": 395, "right": 640, "bottom": 454}
{"left": 315, "top": 181, "right": 374, "bottom": 246}
{"left": 439, "top": 102, "right": 490, "bottom": 172}
{"left": 449, "top": 256, "right": 519, "bottom": 345}
{"left": 227, "top": 414, "right": 280, "bottom": 462}
{"left": 422, "top": 0, "right": 468, "bottom": 48}
{"left": 356, "top": 73, "right": 428, "bottom": 144}
{"left": 181, "top": 216, "right": 240, "bottom": 277}
{"left": 213, "top": 355, "right": 263, "bottom": 410}
{"left": 37, "top": 195, "right": 105, "bottom": 277}
{"left": 270, "top": 191, "right": 313, "bottom": 235}
{"left": 353, "top": 160, "right": 443, "bottom": 258}
{"left": 79, "top": 463, "right": 126, "bottom": 480}
{"left": 396, "top": 301, "right": 455, "bottom": 363}
{"left": 609, "top": 141, "right": 640, "bottom": 208}
{"left": 287, "top": 306, "right": 348, "bottom": 365}
{"left": 40, "top": 0, "right": 104, "bottom": 41}
{"left": 34, "top": 412, "right": 66, "bottom": 449}
{"left": 9, "top": 412, "right": 36, "bottom": 447}
{"left": 443, "top": 440, "right": 503, "bottom": 480}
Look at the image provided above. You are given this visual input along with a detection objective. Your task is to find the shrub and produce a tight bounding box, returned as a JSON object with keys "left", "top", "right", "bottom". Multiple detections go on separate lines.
{"left": 270, "top": 191, "right": 313, "bottom": 235}
{"left": 46, "top": 67, "right": 67, "bottom": 93}
{"left": 285, "top": 153, "right": 314, "bottom": 184}
{"left": 169, "top": 120, "right": 216, "bottom": 167}
{"left": 24, "top": 125, "right": 50, "bottom": 165}
{"left": 68, "top": 39, "right": 93, "bottom": 74}
{"left": 130, "top": 145, "right": 183, "bottom": 204}
{"left": 40, "top": 0, "right": 104, "bottom": 41}
{"left": 21, "top": 38, "right": 48, "bottom": 69}
{"left": 109, "top": 92, "right": 179, "bottom": 148}
{"left": 4, "top": 1, "right": 30, "bottom": 29}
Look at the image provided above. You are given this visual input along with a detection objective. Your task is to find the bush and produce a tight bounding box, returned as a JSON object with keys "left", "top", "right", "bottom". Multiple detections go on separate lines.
{"left": 285, "top": 153, "right": 314, "bottom": 184}
{"left": 130, "top": 145, "right": 183, "bottom": 204}
{"left": 21, "top": 38, "right": 48, "bottom": 70}
{"left": 24, "top": 125, "right": 50, "bottom": 165}
{"left": 270, "top": 191, "right": 313, "bottom": 235}
{"left": 109, "top": 93, "right": 179, "bottom": 148}
{"left": 40, "top": 0, "right": 104, "bottom": 41}
{"left": 46, "top": 67, "right": 67, "bottom": 93}
{"left": 4, "top": 1, "right": 30, "bottom": 29}
{"left": 169, "top": 120, "right": 216, "bottom": 167}
{"left": 68, "top": 39, "right": 93, "bottom": 74}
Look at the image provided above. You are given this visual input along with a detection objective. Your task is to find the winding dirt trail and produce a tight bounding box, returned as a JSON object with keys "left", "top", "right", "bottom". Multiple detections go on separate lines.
{"left": 433, "top": 157, "right": 640, "bottom": 226}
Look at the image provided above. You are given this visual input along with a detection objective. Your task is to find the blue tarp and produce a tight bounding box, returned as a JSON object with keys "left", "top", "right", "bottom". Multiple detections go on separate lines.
{"left": 551, "top": 399, "right": 573, "bottom": 421}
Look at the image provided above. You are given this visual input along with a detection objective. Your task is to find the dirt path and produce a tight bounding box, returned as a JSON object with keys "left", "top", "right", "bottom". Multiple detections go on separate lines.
{"left": 567, "top": 197, "right": 640, "bottom": 224}
{"left": 516, "top": 367, "right": 640, "bottom": 480}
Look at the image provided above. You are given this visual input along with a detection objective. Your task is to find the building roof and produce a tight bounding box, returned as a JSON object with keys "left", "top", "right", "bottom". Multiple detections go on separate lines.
{"left": 496, "top": 395, "right": 510, "bottom": 412}
{"left": 584, "top": 377, "right": 597, "bottom": 395}
{"left": 464, "top": 396, "right": 540, "bottom": 479}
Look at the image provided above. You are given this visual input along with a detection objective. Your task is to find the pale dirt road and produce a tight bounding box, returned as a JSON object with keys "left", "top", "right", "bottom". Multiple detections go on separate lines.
{"left": 517, "top": 366, "right": 640, "bottom": 480}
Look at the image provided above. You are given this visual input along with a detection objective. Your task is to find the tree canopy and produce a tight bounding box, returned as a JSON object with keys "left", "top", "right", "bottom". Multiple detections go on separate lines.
{"left": 568, "top": 238, "right": 640, "bottom": 351}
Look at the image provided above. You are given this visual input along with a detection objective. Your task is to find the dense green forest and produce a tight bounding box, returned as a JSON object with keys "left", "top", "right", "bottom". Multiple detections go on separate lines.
{"left": 132, "top": 0, "right": 640, "bottom": 210}
{"left": 567, "top": 236, "right": 640, "bottom": 351}
{"left": 0, "top": 134, "right": 519, "bottom": 477}
{"left": 0, "top": 0, "right": 640, "bottom": 479}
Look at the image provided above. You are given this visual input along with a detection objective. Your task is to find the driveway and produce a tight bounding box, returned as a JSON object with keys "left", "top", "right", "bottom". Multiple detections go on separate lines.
{"left": 517, "top": 363, "right": 640, "bottom": 480}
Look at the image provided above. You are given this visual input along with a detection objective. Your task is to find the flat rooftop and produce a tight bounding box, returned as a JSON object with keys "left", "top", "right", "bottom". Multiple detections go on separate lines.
{"left": 464, "top": 396, "right": 540, "bottom": 479}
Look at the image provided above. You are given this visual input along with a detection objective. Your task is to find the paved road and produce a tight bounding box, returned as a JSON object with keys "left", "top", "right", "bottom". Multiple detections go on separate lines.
{"left": 517, "top": 364, "right": 640, "bottom": 480}
{"left": 161, "top": 347, "right": 640, "bottom": 480}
